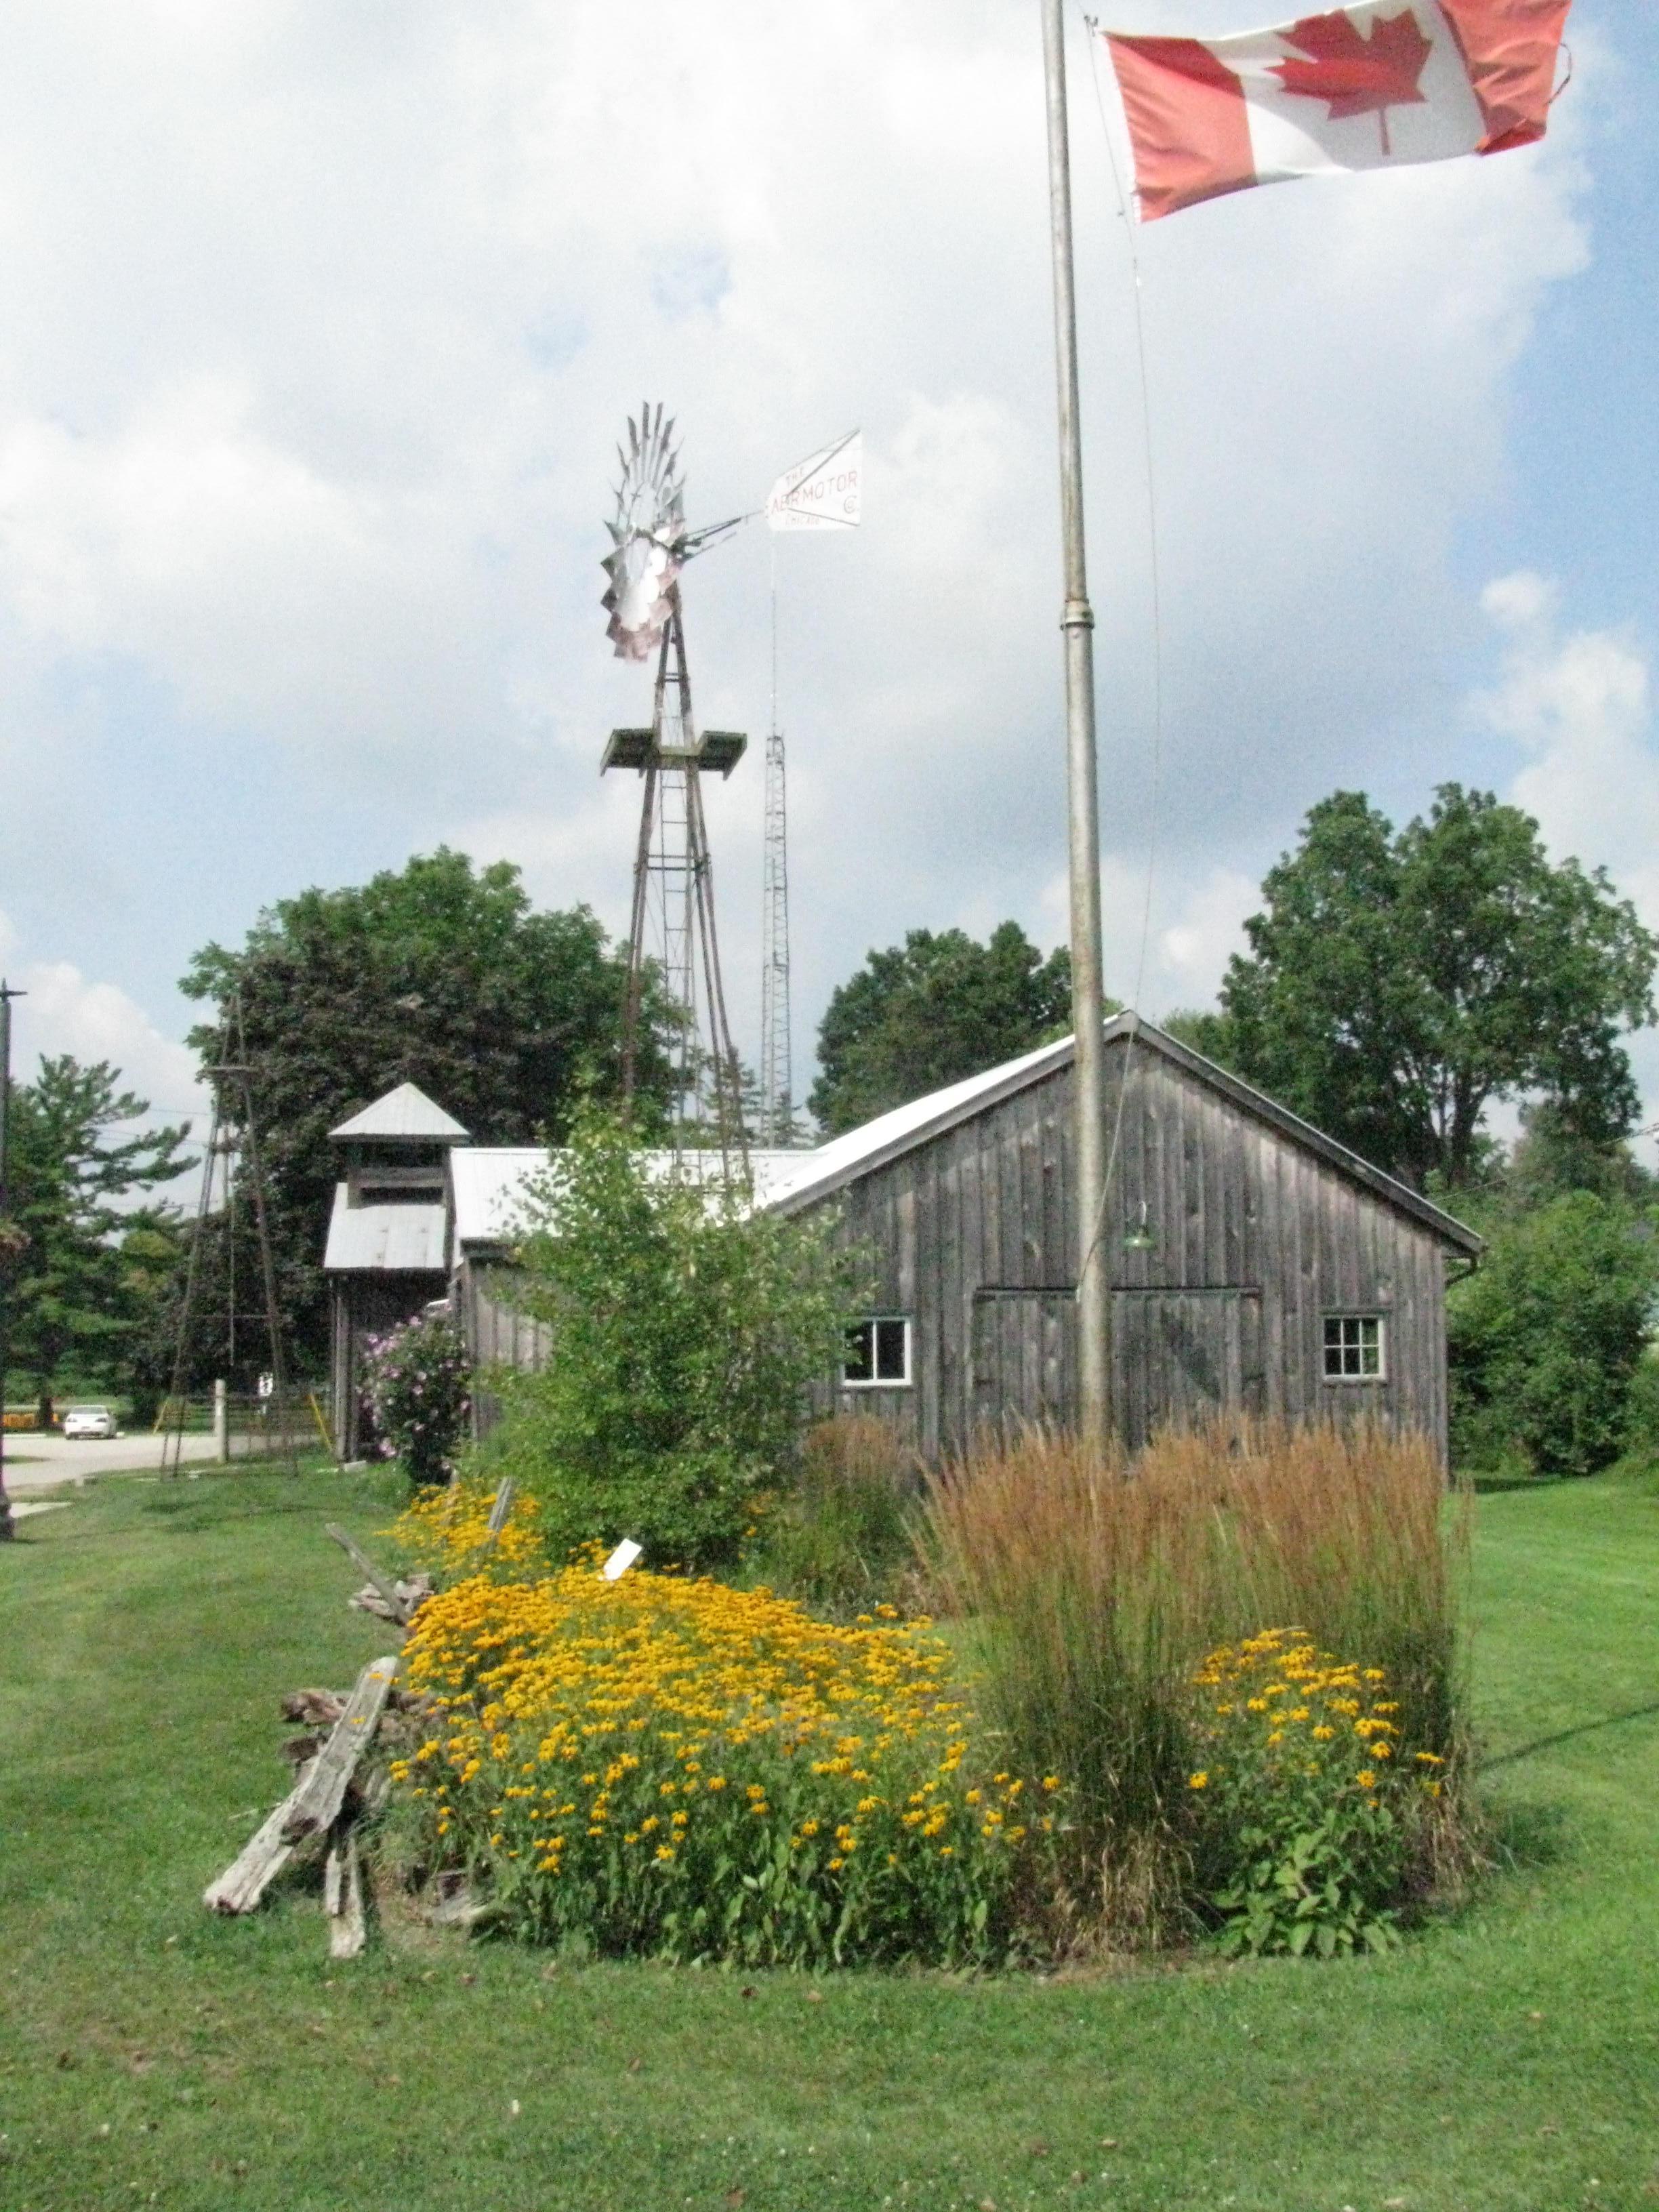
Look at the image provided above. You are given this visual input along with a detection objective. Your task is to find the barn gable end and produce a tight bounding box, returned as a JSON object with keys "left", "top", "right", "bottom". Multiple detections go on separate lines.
{"left": 771, "top": 1019, "right": 1477, "bottom": 1460}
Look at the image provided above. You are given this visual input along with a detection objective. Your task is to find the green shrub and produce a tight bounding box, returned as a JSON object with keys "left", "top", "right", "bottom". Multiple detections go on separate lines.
{"left": 1450, "top": 1193, "right": 1659, "bottom": 1477}
{"left": 747, "top": 1416, "right": 918, "bottom": 1618}
{"left": 361, "top": 1309, "right": 470, "bottom": 1486}
{"left": 480, "top": 1109, "right": 859, "bottom": 1572}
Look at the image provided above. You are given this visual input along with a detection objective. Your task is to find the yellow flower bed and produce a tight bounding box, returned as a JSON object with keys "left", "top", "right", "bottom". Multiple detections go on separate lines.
{"left": 393, "top": 1476, "right": 550, "bottom": 1578}
{"left": 1191, "top": 1628, "right": 1430, "bottom": 1799}
{"left": 1185, "top": 1629, "right": 1442, "bottom": 1957}
{"left": 386, "top": 1511, "right": 1052, "bottom": 1965}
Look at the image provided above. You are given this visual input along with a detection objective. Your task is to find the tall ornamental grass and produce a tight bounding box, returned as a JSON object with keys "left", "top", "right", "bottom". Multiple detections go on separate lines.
{"left": 924, "top": 1417, "right": 1467, "bottom": 1933}
{"left": 747, "top": 1416, "right": 919, "bottom": 1620}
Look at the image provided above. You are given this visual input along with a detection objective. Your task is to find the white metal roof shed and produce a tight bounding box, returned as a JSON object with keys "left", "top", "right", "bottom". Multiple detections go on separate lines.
{"left": 323, "top": 1185, "right": 449, "bottom": 1273}
{"left": 450, "top": 1145, "right": 822, "bottom": 1252}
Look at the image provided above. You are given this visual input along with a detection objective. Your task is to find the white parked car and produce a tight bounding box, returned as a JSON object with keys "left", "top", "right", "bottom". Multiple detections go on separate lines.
{"left": 61, "top": 1405, "right": 119, "bottom": 1441}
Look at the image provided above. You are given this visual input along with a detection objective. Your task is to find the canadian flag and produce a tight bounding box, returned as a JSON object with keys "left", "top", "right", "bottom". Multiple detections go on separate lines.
{"left": 1102, "top": 0, "right": 1570, "bottom": 220}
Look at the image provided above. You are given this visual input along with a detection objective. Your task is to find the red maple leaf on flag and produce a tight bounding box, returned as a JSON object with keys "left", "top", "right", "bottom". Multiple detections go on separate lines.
{"left": 1271, "top": 9, "right": 1433, "bottom": 155}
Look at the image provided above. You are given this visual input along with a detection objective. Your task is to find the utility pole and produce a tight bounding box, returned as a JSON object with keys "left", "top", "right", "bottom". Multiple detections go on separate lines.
{"left": 1040, "top": 0, "right": 1112, "bottom": 1450}
{"left": 0, "top": 981, "right": 24, "bottom": 1540}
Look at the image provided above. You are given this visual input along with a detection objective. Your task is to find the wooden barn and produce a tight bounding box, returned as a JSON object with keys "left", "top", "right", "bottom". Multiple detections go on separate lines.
{"left": 323, "top": 1082, "right": 468, "bottom": 1457}
{"left": 428, "top": 1017, "right": 1479, "bottom": 1460}
{"left": 766, "top": 1017, "right": 1480, "bottom": 1458}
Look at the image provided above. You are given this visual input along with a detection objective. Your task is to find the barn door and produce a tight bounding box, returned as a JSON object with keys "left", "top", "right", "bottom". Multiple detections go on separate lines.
{"left": 970, "top": 1290, "right": 1077, "bottom": 1439}
{"left": 1110, "top": 1288, "right": 1263, "bottom": 1449}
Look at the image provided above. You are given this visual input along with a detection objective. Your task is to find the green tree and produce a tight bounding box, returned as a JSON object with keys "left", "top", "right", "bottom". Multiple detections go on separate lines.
{"left": 1213, "top": 787, "right": 1657, "bottom": 1189}
{"left": 1500, "top": 1097, "right": 1656, "bottom": 1214}
{"left": 182, "top": 849, "right": 672, "bottom": 1368}
{"left": 1158, "top": 1008, "right": 1226, "bottom": 1057}
{"left": 485, "top": 1109, "right": 860, "bottom": 1570}
{"left": 1448, "top": 1191, "right": 1659, "bottom": 1477}
{"left": 811, "top": 922, "right": 1078, "bottom": 1136}
{"left": 1, "top": 1058, "right": 189, "bottom": 1425}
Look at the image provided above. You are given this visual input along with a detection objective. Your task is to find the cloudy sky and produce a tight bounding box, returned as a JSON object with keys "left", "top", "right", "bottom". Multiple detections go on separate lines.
{"left": 0, "top": 0, "right": 1654, "bottom": 1165}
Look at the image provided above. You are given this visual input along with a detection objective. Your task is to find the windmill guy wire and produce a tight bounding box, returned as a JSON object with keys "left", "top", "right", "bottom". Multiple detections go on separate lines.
{"left": 1078, "top": 9, "right": 1169, "bottom": 1294}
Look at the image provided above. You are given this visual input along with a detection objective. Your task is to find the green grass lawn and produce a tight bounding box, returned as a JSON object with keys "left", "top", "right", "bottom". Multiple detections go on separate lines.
{"left": 1, "top": 1465, "right": 1656, "bottom": 2212}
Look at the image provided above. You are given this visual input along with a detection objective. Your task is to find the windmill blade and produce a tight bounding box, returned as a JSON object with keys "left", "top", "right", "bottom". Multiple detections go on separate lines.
{"left": 601, "top": 403, "right": 689, "bottom": 660}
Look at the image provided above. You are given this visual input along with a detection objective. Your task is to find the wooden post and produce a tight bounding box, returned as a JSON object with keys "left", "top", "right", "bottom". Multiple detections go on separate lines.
{"left": 279, "top": 1654, "right": 398, "bottom": 1842}
{"left": 205, "top": 1656, "right": 395, "bottom": 1913}
{"left": 324, "top": 1818, "right": 368, "bottom": 1959}
{"left": 204, "top": 1790, "right": 306, "bottom": 1914}
{"left": 324, "top": 1524, "right": 415, "bottom": 1625}
{"left": 484, "top": 1476, "right": 516, "bottom": 1544}
{"left": 213, "top": 1378, "right": 230, "bottom": 1465}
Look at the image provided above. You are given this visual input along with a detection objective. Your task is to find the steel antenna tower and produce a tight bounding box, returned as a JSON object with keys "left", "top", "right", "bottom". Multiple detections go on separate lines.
{"left": 759, "top": 724, "right": 791, "bottom": 1145}
{"left": 756, "top": 425, "right": 862, "bottom": 1145}
{"left": 600, "top": 407, "right": 749, "bottom": 1172}
{"left": 759, "top": 546, "right": 792, "bottom": 1146}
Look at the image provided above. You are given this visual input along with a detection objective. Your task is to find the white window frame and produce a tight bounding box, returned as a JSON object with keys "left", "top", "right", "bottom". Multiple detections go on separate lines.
{"left": 1322, "top": 1312, "right": 1387, "bottom": 1383}
{"left": 842, "top": 1315, "right": 913, "bottom": 1389}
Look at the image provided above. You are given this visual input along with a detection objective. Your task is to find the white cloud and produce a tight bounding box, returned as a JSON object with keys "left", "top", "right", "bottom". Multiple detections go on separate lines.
{"left": 1475, "top": 573, "right": 1659, "bottom": 1158}
{"left": 1153, "top": 868, "right": 1259, "bottom": 1008}
{"left": 0, "top": 0, "right": 1609, "bottom": 1092}
{"left": 1034, "top": 855, "right": 1256, "bottom": 1019}
{"left": 1480, "top": 571, "right": 1659, "bottom": 915}
{"left": 0, "top": 909, "right": 206, "bottom": 1136}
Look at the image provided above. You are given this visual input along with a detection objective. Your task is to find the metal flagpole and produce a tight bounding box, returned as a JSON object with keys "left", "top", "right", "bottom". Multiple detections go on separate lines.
{"left": 1040, "top": 0, "right": 1112, "bottom": 1450}
{"left": 0, "top": 981, "right": 24, "bottom": 1539}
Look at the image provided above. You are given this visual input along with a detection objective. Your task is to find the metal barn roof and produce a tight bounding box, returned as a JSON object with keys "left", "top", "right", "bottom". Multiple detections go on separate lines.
{"left": 329, "top": 1082, "right": 470, "bottom": 1143}
{"left": 323, "top": 1186, "right": 449, "bottom": 1273}
{"left": 450, "top": 1145, "right": 821, "bottom": 1251}
{"left": 765, "top": 1017, "right": 1482, "bottom": 1255}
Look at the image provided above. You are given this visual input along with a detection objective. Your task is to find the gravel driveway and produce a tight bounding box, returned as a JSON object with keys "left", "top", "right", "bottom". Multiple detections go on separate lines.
{"left": 0, "top": 1431, "right": 228, "bottom": 1494}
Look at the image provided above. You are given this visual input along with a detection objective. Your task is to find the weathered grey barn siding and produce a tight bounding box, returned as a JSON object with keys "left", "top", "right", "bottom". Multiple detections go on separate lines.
{"left": 423, "top": 1027, "right": 1471, "bottom": 1462}
{"left": 460, "top": 1259, "right": 554, "bottom": 1373}
{"left": 796, "top": 1033, "right": 1456, "bottom": 1458}
{"left": 455, "top": 1258, "right": 554, "bottom": 1436}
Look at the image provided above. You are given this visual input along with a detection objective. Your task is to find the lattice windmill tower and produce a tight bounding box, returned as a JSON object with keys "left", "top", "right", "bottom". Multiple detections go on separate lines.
{"left": 600, "top": 407, "right": 747, "bottom": 1167}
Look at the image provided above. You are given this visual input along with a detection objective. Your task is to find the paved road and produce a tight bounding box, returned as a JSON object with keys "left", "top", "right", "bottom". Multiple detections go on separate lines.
{"left": 0, "top": 1432, "right": 228, "bottom": 1494}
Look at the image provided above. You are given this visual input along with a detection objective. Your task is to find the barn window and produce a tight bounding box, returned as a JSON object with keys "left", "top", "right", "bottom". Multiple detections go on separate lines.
{"left": 1323, "top": 1313, "right": 1385, "bottom": 1381}
{"left": 843, "top": 1316, "right": 912, "bottom": 1387}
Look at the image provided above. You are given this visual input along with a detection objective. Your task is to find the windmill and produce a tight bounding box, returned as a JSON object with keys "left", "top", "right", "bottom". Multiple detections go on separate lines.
{"left": 599, "top": 409, "right": 862, "bottom": 1162}
{"left": 600, "top": 406, "right": 748, "bottom": 1168}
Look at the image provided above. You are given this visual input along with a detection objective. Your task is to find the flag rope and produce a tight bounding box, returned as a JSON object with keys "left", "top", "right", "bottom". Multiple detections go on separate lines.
{"left": 1078, "top": 10, "right": 1169, "bottom": 1295}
